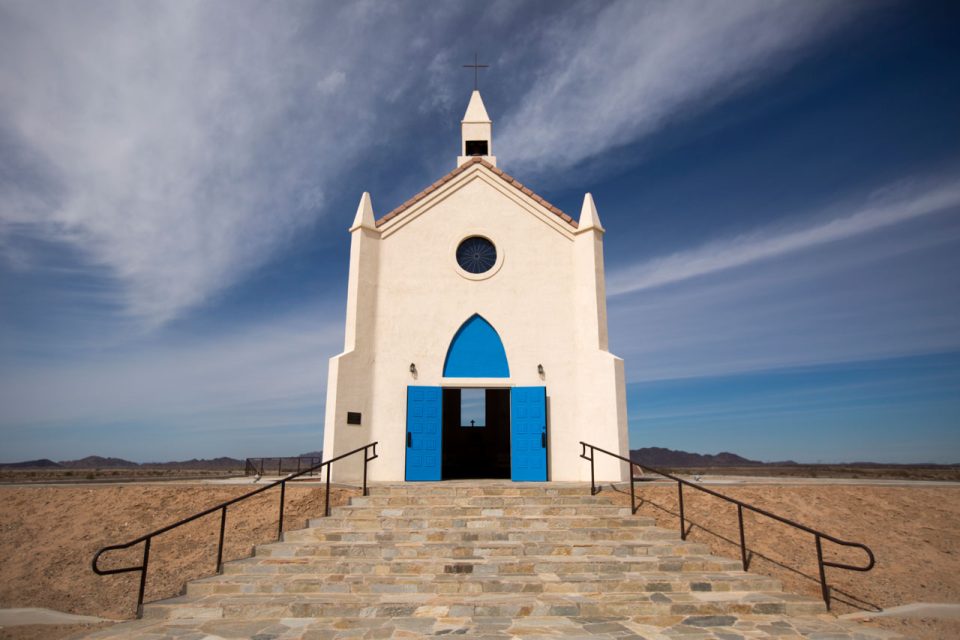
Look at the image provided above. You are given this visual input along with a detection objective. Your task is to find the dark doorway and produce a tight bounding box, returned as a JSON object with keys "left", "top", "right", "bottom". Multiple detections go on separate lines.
{"left": 442, "top": 388, "right": 510, "bottom": 479}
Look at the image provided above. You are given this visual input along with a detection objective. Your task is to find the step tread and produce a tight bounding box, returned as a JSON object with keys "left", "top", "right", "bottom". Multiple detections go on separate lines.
{"left": 89, "top": 483, "right": 881, "bottom": 639}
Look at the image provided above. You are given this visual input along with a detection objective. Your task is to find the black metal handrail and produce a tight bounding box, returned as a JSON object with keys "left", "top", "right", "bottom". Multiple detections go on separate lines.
{"left": 580, "top": 441, "right": 874, "bottom": 610}
{"left": 93, "top": 442, "right": 378, "bottom": 618}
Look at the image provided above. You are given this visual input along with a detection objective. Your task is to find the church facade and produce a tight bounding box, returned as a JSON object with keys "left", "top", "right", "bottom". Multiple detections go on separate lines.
{"left": 322, "top": 91, "right": 629, "bottom": 483}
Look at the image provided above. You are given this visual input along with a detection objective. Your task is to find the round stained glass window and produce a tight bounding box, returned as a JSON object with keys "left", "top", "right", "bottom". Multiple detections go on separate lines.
{"left": 456, "top": 236, "right": 497, "bottom": 274}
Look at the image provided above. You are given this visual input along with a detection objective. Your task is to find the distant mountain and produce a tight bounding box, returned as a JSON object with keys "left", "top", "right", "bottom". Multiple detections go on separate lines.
{"left": 141, "top": 457, "right": 244, "bottom": 470}
{"left": 630, "top": 447, "right": 781, "bottom": 467}
{"left": 59, "top": 456, "right": 140, "bottom": 469}
{"left": 1, "top": 455, "right": 242, "bottom": 470}
{"left": 297, "top": 450, "right": 323, "bottom": 459}
{"left": 0, "top": 458, "right": 63, "bottom": 469}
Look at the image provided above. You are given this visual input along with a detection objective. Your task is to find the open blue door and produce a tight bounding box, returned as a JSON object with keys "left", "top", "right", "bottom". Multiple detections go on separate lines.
{"left": 405, "top": 386, "right": 442, "bottom": 481}
{"left": 510, "top": 386, "right": 547, "bottom": 481}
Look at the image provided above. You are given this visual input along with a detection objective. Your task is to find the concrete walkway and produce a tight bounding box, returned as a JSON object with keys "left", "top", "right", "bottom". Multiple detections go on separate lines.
{"left": 841, "top": 602, "right": 960, "bottom": 620}
{"left": 0, "top": 607, "right": 114, "bottom": 626}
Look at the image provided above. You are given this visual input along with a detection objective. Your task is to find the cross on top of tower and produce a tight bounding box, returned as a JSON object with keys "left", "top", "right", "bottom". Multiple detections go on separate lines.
{"left": 463, "top": 53, "right": 489, "bottom": 90}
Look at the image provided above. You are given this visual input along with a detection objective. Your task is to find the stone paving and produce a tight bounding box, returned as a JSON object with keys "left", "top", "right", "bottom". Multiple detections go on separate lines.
{"left": 82, "top": 482, "right": 899, "bottom": 639}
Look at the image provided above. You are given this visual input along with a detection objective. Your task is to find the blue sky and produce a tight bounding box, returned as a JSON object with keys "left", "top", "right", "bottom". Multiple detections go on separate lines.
{"left": 1, "top": 0, "right": 958, "bottom": 463}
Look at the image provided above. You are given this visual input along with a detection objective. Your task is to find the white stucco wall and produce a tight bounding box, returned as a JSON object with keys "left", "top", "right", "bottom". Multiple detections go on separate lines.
{"left": 323, "top": 162, "right": 629, "bottom": 483}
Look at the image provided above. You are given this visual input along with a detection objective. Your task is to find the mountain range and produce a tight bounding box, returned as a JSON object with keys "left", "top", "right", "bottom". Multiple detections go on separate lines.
{"left": 2, "top": 448, "right": 955, "bottom": 469}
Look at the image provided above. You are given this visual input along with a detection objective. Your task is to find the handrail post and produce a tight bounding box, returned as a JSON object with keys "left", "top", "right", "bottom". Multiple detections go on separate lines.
{"left": 278, "top": 457, "right": 282, "bottom": 477}
{"left": 363, "top": 447, "right": 369, "bottom": 497}
{"left": 737, "top": 504, "right": 747, "bottom": 570}
{"left": 135, "top": 537, "right": 151, "bottom": 619}
{"left": 815, "top": 534, "right": 830, "bottom": 610}
{"left": 216, "top": 506, "right": 227, "bottom": 573}
{"left": 678, "top": 481, "right": 686, "bottom": 540}
{"left": 629, "top": 468, "right": 637, "bottom": 514}
{"left": 277, "top": 480, "right": 286, "bottom": 540}
{"left": 589, "top": 446, "right": 597, "bottom": 495}
{"left": 324, "top": 463, "right": 332, "bottom": 517}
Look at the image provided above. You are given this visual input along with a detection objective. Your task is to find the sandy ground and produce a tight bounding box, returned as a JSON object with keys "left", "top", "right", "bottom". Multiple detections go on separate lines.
{"left": 0, "top": 481, "right": 957, "bottom": 639}
{"left": 603, "top": 481, "right": 960, "bottom": 640}
{"left": 0, "top": 483, "right": 357, "bottom": 639}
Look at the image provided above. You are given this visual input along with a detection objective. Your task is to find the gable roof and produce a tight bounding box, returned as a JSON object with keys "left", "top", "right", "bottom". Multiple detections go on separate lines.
{"left": 375, "top": 156, "right": 578, "bottom": 229}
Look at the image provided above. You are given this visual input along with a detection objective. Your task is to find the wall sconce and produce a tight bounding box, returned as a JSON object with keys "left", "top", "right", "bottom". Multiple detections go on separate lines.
{"left": 537, "top": 364, "right": 544, "bottom": 375}
{"left": 409, "top": 363, "right": 417, "bottom": 374}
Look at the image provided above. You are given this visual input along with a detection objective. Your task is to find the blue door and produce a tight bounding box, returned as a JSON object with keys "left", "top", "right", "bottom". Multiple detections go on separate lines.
{"left": 510, "top": 386, "right": 547, "bottom": 481}
{"left": 405, "top": 386, "right": 442, "bottom": 481}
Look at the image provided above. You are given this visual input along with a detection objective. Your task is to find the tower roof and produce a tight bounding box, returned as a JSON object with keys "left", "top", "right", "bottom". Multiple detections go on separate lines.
{"left": 462, "top": 90, "right": 491, "bottom": 123}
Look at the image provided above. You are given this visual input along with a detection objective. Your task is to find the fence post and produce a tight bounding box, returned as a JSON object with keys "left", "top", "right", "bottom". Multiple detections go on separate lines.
{"left": 737, "top": 504, "right": 747, "bottom": 570}
{"left": 278, "top": 480, "right": 286, "bottom": 540}
{"left": 325, "top": 464, "right": 332, "bottom": 517}
{"left": 135, "top": 537, "right": 151, "bottom": 619}
{"left": 678, "top": 481, "right": 686, "bottom": 540}
{"left": 216, "top": 506, "right": 227, "bottom": 573}
{"left": 589, "top": 447, "right": 596, "bottom": 495}
{"left": 815, "top": 534, "right": 830, "bottom": 609}
{"left": 363, "top": 448, "right": 369, "bottom": 497}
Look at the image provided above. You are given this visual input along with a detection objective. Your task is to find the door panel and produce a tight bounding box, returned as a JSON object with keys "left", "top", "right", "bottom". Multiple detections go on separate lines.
{"left": 510, "top": 386, "right": 547, "bottom": 481}
{"left": 405, "top": 386, "right": 442, "bottom": 481}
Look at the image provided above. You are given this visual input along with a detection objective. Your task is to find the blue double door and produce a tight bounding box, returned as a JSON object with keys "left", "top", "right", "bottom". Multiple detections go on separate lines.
{"left": 405, "top": 386, "right": 547, "bottom": 481}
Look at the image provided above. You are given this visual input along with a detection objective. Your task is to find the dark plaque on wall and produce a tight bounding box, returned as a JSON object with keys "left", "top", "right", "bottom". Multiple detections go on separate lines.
{"left": 347, "top": 412, "right": 362, "bottom": 425}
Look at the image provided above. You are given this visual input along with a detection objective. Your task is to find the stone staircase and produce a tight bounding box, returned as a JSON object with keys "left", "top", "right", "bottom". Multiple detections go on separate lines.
{"left": 84, "top": 482, "right": 896, "bottom": 639}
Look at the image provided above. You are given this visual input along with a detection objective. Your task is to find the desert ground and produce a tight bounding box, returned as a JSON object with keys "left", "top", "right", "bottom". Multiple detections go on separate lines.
{"left": 603, "top": 480, "right": 960, "bottom": 640}
{"left": 0, "top": 478, "right": 957, "bottom": 639}
{"left": 0, "top": 482, "right": 358, "bottom": 639}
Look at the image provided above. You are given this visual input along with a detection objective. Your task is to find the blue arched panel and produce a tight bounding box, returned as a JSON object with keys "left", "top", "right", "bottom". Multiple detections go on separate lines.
{"left": 443, "top": 315, "right": 510, "bottom": 378}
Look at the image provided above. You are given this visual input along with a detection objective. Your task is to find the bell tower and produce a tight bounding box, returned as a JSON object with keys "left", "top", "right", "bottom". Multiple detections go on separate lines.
{"left": 457, "top": 90, "right": 496, "bottom": 167}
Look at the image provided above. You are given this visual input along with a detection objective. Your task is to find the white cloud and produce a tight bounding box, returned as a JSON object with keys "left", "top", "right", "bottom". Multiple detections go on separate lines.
{"left": 608, "top": 196, "right": 960, "bottom": 382}
{"left": 497, "top": 0, "right": 861, "bottom": 174}
{"left": 0, "top": 0, "right": 870, "bottom": 329}
{"left": 0, "top": 2, "right": 457, "bottom": 327}
{"left": 607, "top": 177, "right": 960, "bottom": 296}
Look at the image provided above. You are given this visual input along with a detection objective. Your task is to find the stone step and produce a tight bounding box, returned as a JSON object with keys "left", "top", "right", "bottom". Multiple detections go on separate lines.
{"left": 304, "top": 514, "right": 655, "bottom": 530}
{"left": 187, "top": 570, "right": 781, "bottom": 597}
{"left": 219, "top": 554, "right": 745, "bottom": 576}
{"left": 83, "top": 480, "right": 878, "bottom": 640}
{"left": 366, "top": 484, "right": 591, "bottom": 497}
{"left": 282, "top": 525, "right": 679, "bottom": 544}
{"left": 330, "top": 504, "right": 633, "bottom": 518}
{"left": 143, "top": 590, "right": 824, "bottom": 621}
{"left": 348, "top": 494, "right": 615, "bottom": 507}
{"left": 255, "top": 539, "right": 713, "bottom": 559}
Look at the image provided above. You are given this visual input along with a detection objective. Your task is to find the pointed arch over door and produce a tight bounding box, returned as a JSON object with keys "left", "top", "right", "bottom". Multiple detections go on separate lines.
{"left": 443, "top": 314, "right": 510, "bottom": 378}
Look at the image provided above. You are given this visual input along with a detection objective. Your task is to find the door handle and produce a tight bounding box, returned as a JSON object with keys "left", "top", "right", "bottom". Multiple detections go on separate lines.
{"left": 541, "top": 432, "right": 547, "bottom": 448}
{"left": 407, "top": 432, "right": 412, "bottom": 448}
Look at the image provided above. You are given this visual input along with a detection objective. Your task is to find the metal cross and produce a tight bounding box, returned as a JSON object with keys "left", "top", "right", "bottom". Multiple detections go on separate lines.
{"left": 463, "top": 53, "right": 489, "bottom": 90}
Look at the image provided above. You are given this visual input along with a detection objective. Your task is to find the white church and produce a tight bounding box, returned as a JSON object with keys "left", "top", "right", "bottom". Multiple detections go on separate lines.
{"left": 322, "top": 90, "right": 629, "bottom": 483}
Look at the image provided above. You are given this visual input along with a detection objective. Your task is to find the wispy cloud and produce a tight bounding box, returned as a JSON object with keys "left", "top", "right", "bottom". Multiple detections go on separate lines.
{"left": 497, "top": 0, "right": 862, "bottom": 174}
{"left": 0, "top": 2, "right": 462, "bottom": 327}
{"left": 607, "top": 177, "right": 960, "bottom": 296}
{"left": 0, "top": 1, "right": 871, "bottom": 329}
{"left": 608, "top": 201, "right": 960, "bottom": 382}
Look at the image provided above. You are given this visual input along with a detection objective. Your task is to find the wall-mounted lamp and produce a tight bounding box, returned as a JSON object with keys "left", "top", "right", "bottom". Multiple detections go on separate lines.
{"left": 409, "top": 363, "right": 417, "bottom": 374}
{"left": 537, "top": 364, "right": 544, "bottom": 375}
